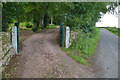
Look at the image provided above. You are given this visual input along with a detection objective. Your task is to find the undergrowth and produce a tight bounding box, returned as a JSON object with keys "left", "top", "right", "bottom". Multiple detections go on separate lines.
{"left": 63, "top": 27, "right": 100, "bottom": 65}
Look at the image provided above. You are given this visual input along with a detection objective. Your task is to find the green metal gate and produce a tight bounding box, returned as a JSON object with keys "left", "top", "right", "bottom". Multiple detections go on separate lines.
{"left": 59, "top": 24, "right": 64, "bottom": 47}
{"left": 15, "top": 23, "right": 19, "bottom": 53}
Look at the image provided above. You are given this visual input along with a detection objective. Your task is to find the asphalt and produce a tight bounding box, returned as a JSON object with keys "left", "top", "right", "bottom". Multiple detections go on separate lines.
{"left": 93, "top": 28, "right": 119, "bottom": 78}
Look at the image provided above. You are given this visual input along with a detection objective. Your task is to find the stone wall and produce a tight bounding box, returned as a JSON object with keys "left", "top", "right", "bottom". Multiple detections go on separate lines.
{"left": 64, "top": 26, "right": 80, "bottom": 48}
{"left": 70, "top": 30, "right": 78, "bottom": 44}
{"left": 0, "top": 32, "right": 16, "bottom": 77}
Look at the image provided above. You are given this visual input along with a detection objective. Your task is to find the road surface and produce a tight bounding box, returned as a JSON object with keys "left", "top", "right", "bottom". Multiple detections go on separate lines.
{"left": 93, "top": 28, "right": 119, "bottom": 78}
{"left": 4, "top": 28, "right": 118, "bottom": 78}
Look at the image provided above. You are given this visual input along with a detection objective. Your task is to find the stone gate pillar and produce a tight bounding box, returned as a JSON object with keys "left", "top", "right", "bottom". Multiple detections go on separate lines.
{"left": 65, "top": 27, "right": 70, "bottom": 48}
{"left": 12, "top": 26, "right": 17, "bottom": 53}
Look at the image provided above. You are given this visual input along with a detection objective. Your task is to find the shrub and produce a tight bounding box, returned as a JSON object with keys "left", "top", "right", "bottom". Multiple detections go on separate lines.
{"left": 32, "top": 28, "right": 38, "bottom": 32}
{"left": 71, "top": 28, "right": 100, "bottom": 55}
{"left": 63, "top": 27, "right": 100, "bottom": 65}
{"left": 25, "top": 22, "right": 33, "bottom": 28}
{"left": 20, "top": 22, "right": 26, "bottom": 27}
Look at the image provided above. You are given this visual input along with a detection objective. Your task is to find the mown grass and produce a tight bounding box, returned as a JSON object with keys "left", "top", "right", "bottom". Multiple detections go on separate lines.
{"left": 63, "top": 28, "right": 100, "bottom": 65}
{"left": 46, "top": 24, "right": 57, "bottom": 29}
{"left": 100, "top": 27, "right": 120, "bottom": 36}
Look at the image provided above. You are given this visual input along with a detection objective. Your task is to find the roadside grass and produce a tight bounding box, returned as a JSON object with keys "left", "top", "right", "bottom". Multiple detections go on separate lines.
{"left": 46, "top": 24, "right": 57, "bottom": 29}
{"left": 62, "top": 28, "right": 100, "bottom": 65}
{"left": 100, "top": 27, "right": 120, "bottom": 36}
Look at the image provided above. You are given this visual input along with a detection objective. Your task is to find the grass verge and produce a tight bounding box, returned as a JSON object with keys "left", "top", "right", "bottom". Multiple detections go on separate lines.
{"left": 46, "top": 24, "right": 57, "bottom": 29}
{"left": 100, "top": 27, "right": 120, "bottom": 36}
{"left": 63, "top": 28, "right": 100, "bottom": 65}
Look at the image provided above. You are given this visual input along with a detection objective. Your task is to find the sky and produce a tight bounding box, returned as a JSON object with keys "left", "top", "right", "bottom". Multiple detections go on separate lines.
{"left": 96, "top": 6, "right": 118, "bottom": 28}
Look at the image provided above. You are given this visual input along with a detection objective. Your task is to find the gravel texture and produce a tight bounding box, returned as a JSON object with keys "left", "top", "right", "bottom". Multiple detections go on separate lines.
{"left": 14, "top": 28, "right": 95, "bottom": 78}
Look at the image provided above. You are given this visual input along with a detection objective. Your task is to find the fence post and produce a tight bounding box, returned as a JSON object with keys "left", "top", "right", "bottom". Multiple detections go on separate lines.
{"left": 15, "top": 23, "right": 19, "bottom": 53}
{"left": 59, "top": 24, "right": 64, "bottom": 47}
{"left": 12, "top": 26, "right": 17, "bottom": 53}
{"left": 65, "top": 27, "right": 70, "bottom": 48}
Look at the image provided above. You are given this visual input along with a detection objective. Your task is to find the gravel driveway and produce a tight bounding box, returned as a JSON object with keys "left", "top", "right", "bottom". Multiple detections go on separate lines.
{"left": 93, "top": 28, "right": 119, "bottom": 78}
{"left": 13, "top": 28, "right": 95, "bottom": 78}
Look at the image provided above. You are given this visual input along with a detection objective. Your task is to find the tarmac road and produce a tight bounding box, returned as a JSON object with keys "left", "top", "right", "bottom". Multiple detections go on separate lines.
{"left": 93, "top": 28, "right": 119, "bottom": 78}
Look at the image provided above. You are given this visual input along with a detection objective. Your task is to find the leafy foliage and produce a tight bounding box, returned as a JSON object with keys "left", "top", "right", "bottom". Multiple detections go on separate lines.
{"left": 32, "top": 27, "right": 38, "bottom": 32}
{"left": 53, "top": 2, "right": 118, "bottom": 32}
{"left": 71, "top": 28, "right": 100, "bottom": 55}
{"left": 25, "top": 22, "right": 33, "bottom": 28}
{"left": 2, "top": 2, "right": 26, "bottom": 31}
{"left": 2, "top": 2, "right": 117, "bottom": 32}
{"left": 63, "top": 28, "right": 100, "bottom": 65}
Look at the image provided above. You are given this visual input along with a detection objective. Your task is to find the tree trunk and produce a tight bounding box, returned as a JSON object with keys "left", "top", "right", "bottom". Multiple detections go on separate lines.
{"left": 42, "top": 14, "right": 44, "bottom": 28}
{"left": 51, "top": 17, "right": 53, "bottom": 24}
{"left": 33, "top": 2, "right": 36, "bottom": 28}
{"left": 33, "top": 17, "right": 36, "bottom": 28}
{"left": 39, "top": 19, "right": 42, "bottom": 27}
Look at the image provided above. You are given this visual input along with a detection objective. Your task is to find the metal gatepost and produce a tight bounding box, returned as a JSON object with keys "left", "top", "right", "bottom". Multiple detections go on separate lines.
{"left": 15, "top": 23, "right": 19, "bottom": 53}
{"left": 59, "top": 24, "right": 64, "bottom": 47}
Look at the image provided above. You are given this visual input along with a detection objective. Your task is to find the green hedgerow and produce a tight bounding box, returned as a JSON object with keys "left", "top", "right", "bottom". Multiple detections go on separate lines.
{"left": 63, "top": 27, "right": 100, "bottom": 65}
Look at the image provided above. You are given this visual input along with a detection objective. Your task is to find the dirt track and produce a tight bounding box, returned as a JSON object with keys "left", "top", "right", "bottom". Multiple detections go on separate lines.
{"left": 13, "top": 28, "right": 95, "bottom": 78}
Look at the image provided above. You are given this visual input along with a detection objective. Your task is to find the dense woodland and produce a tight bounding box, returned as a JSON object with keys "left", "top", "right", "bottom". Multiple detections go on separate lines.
{"left": 2, "top": 2, "right": 118, "bottom": 32}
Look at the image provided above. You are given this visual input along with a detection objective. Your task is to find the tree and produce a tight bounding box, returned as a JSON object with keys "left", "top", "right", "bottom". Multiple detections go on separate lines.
{"left": 2, "top": 2, "right": 118, "bottom": 32}
{"left": 2, "top": 2, "right": 25, "bottom": 31}
{"left": 52, "top": 2, "right": 118, "bottom": 32}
